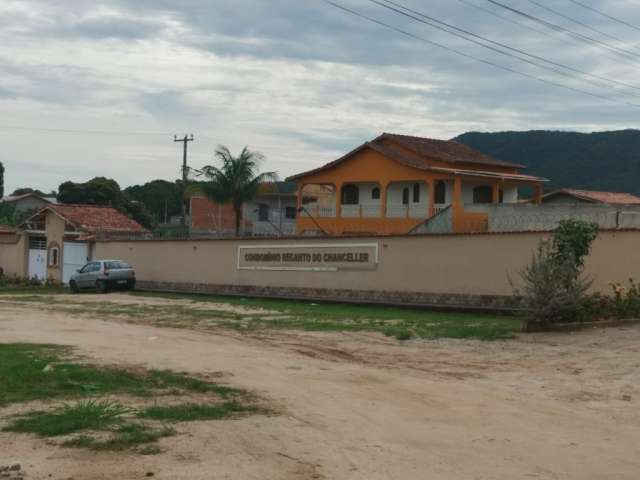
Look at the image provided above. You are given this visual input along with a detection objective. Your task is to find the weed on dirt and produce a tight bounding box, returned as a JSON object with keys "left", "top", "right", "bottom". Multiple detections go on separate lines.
{"left": 0, "top": 344, "right": 266, "bottom": 454}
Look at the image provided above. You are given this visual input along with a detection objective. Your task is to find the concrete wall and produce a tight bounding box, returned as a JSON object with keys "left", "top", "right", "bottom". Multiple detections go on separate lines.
{"left": 93, "top": 230, "right": 640, "bottom": 307}
{"left": 465, "top": 203, "right": 640, "bottom": 232}
{"left": 0, "top": 234, "right": 27, "bottom": 277}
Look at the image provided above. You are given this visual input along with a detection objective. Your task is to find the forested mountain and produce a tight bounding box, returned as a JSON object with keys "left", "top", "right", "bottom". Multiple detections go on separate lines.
{"left": 454, "top": 130, "right": 640, "bottom": 194}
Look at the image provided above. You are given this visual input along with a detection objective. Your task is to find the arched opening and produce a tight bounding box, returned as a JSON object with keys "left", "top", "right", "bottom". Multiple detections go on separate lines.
{"left": 371, "top": 187, "right": 380, "bottom": 200}
{"left": 48, "top": 242, "right": 60, "bottom": 268}
{"left": 341, "top": 184, "right": 359, "bottom": 205}
{"left": 473, "top": 185, "right": 493, "bottom": 204}
{"left": 412, "top": 183, "right": 420, "bottom": 203}
{"left": 434, "top": 181, "right": 446, "bottom": 204}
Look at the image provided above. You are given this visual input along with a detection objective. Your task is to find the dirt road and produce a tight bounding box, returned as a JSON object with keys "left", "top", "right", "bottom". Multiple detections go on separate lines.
{"left": 1, "top": 297, "right": 639, "bottom": 479}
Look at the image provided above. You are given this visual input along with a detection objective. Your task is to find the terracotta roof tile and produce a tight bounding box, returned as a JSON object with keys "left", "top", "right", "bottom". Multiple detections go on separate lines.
{"left": 381, "top": 133, "right": 524, "bottom": 168}
{"left": 545, "top": 189, "right": 640, "bottom": 205}
{"left": 48, "top": 204, "right": 148, "bottom": 233}
{"left": 287, "top": 133, "right": 526, "bottom": 181}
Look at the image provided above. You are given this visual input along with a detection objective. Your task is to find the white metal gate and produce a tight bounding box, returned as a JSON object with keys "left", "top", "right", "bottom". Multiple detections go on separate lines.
{"left": 28, "top": 236, "right": 47, "bottom": 281}
{"left": 62, "top": 242, "right": 88, "bottom": 284}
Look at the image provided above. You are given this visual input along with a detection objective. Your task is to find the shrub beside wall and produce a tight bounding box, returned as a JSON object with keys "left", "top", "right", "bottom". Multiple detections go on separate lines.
{"left": 517, "top": 220, "right": 640, "bottom": 329}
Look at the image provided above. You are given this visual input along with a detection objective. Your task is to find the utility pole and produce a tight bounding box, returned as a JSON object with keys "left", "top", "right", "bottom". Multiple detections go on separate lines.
{"left": 174, "top": 134, "right": 194, "bottom": 226}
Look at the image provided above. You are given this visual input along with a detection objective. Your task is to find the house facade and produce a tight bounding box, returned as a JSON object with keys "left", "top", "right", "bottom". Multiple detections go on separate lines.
{"left": 287, "top": 133, "right": 547, "bottom": 235}
{"left": 190, "top": 182, "right": 299, "bottom": 236}
{"left": 19, "top": 204, "right": 147, "bottom": 283}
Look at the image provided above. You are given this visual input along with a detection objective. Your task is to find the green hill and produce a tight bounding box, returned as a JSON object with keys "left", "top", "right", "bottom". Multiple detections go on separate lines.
{"left": 454, "top": 130, "right": 640, "bottom": 194}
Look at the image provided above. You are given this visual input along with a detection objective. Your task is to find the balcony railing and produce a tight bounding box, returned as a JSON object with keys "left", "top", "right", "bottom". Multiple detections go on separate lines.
{"left": 340, "top": 205, "right": 382, "bottom": 218}
{"left": 386, "top": 205, "right": 428, "bottom": 219}
{"left": 433, "top": 204, "right": 450, "bottom": 215}
{"left": 301, "top": 205, "right": 336, "bottom": 217}
{"left": 300, "top": 203, "right": 435, "bottom": 219}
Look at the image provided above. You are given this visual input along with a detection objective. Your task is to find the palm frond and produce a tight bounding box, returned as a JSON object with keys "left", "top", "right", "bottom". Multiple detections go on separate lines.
{"left": 199, "top": 145, "right": 277, "bottom": 234}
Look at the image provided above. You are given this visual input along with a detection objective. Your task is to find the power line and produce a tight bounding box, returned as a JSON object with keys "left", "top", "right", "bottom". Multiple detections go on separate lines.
{"left": 323, "top": 1, "right": 639, "bottom": 108}
{"left": 0, "top": 124, "right": 172, "bottom": 136}
{"left": 525, "top": 0, "right": 631, "bottom": 46}
{"left": 369, "top": 0, "right": 640, "bottom": 96}
{"left": 457, "top": 0, "right": 639, "bottom": 65}
{"left": 566, "top": 0, "right": 640, "bottom": 33}
{"left": 0, "top": 124, "right": 217, "bottom": 143}
{"left": 486, "top": 0, "right": 640, "bottom": 63}
{"left": 456, "top": 0, "right": 548, "bottom": 37}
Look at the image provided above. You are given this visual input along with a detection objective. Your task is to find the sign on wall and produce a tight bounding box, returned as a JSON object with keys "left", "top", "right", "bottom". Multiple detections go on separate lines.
{"left": 238, "top": 243, "right": 379, "bottom": 271}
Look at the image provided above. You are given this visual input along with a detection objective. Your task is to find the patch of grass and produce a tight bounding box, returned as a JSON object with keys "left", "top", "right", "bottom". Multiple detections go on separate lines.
{"left": 90, "top": 423, "right": 176, "bottom": 451}
{"left": 0, "top": 344, "right": 245, "bottom": 406}
{"left": 1, "top": 289, "right": 524, "bottom": 341}
{"left": 138, "top": 402, "right": 262, "bottom": 422}
{"left": 0, "top": 343, "right": 265, "bottom": 454}
{"left": 148, "top": 370, "right": 239, "bottom": 397}
{"left": 3, "top": 400, "right": 131, "bottom": 437}
{"left": 130, "top": 291, "right": 524, "bottom": 340}
{"left": 62, "top": 423, "right": 176, "bottom": 452}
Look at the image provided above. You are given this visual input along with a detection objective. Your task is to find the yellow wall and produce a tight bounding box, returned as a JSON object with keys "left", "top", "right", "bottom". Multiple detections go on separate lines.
{"left": 293, "top": 146, "right": 539, "bottom": 235}
{"left": 296, "top": 148, "right": 444, "bottom": 235}
{"left": 0, "top": 234, "right": 27, "bottom": 277}
{"left": 94, "top": 230, "right": 640, "bottom": 297}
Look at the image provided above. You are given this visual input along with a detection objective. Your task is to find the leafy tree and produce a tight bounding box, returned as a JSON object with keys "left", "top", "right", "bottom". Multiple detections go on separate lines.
{"left": 11, "top": 187, "right": 50, "bottom": 197}
{"left": 57, "top": 177, "right": 155, "bottom": 229}
{"left": 125, "top": 200, "right": 156, "bottom": 230}
{"left": 124, "top": 180, "right": 184, "bottom": 224}
{"left": 201, "top": 146, "right": 277, "bottom": 235}
{"left": 58, "top": 177, "right": 125, "bottom": 210}
{"left": 0, "top": 202, "right": 35, "bottom": 226}
{"left": 0, "top": 162, "right": 4, "bottom": 198}
{"left": 0, "top": 202, "right": 16, "bottom": 225}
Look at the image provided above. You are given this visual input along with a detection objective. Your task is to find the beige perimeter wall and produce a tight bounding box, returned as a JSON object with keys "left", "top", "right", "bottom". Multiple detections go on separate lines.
{"left": 0, "top": 234, "right": 27, "bottom": 277}
{"left": 93, "top": 231, "right": 640, "bottom": 306}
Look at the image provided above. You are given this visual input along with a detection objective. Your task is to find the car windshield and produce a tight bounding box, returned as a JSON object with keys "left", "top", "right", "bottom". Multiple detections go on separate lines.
{"left": 105, "top": 261, "right": 130, "bottom": 269}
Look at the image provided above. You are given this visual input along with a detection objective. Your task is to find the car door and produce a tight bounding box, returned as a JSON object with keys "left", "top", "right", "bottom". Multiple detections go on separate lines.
{"left": 85, "top": 262, "right": 102, "bottom": 287}
{"left": 77, "top": 262, "right": 99, "bottom": 288}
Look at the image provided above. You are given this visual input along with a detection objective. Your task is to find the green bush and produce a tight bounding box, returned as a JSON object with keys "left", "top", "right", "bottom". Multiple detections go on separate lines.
{"left": 515, "top": 220, "right": 598, "bottom": 327}
{"left": 607, "top": 279, "right": 640, "bottom": 319}
{"left": 517, "top": 241, "right": 593, "bottom": 326}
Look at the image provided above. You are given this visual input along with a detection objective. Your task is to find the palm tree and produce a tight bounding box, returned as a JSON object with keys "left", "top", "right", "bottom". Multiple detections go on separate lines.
{"left": 201, "top": 146, "right": 277, "bottom": 236}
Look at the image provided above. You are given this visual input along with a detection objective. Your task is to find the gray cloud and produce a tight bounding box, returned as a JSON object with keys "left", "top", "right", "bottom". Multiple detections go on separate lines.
{"left": 0, "top": 0, "right": 638, "bottom": 193}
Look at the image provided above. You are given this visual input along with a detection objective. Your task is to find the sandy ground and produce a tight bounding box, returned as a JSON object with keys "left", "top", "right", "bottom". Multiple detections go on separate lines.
{"left": 0, "top": 296, "right": 639, "bottom": 480}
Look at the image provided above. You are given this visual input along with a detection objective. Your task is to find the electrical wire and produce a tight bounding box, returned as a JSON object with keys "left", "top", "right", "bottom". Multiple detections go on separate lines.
{"left": 486, "top": 0, "right": 640, "bottom": 63}
{"left": 370, "top": 0, "right": 640, "bottom": 95}
{"left": 525, "top": 0, "right": 629, "bottom": 45}
{"left": 566, "top": 0, "right": 640, "bottom": 33}
{"left": 323, "top": 0, "right": 640, "bottom": 108}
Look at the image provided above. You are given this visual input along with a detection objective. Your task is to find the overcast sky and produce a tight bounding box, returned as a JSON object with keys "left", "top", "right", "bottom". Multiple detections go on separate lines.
{"left": 1, "top": 0, "right": 639, "bottom": 194}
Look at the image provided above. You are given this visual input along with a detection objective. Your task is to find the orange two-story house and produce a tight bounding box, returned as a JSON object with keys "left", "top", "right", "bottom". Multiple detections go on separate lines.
{"left": 287, "top": 133, "right": 547, "bottom": 235}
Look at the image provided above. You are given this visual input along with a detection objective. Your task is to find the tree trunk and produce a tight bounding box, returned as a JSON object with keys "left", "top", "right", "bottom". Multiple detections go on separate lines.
{"left": 234, "top": 206, "right": 242, "bottom": 237}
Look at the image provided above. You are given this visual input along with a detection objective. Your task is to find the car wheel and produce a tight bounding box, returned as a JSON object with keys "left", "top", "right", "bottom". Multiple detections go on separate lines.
{"left": 96, "top": 279, "right": 108, "bottom": 294}
{"left": 69, "top": 280, "right": 79, "bottom": 293}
